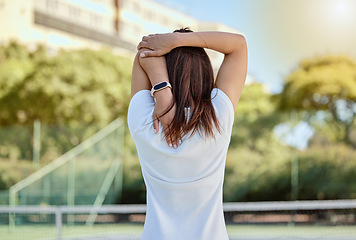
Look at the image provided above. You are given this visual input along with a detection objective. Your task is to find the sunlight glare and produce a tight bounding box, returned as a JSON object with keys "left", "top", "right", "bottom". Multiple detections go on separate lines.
{"left": 334, "top": 0, "right": 351, "bottom": 16}
{"left": 321, "top": 0, "right": 356, "bottom": 32}
{"left": 328, "top": 0, "right": 355, "bottom": 21}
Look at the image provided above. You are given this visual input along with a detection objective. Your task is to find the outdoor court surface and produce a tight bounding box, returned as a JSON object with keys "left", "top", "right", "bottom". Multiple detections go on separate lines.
{"left": 60, "top": 233, "right": 356, "bottom": 240}
{"left": 62, "top": 237, "right": 356, "bottom": 240}
{"left": 2, "top": 225, "right": 356, "bottom": 240}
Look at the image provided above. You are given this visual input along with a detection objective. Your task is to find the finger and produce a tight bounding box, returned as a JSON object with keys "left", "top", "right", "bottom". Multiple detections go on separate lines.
{"left": 162, "top": 126, "right": 171, "bottom": 147}
{"left": 163, "top": 127, "right": 177, "bottom": 148}
{"left": 173, "top": 137, "right": 179, "bottom": 149}
{"left": 175, "top": 135, "right": 182, "bottom": 148}
{"left": 153, "top": 118, "right": 159, "bottom": 134}
{"left": 137, "top": 41, "right": 148, "bottom": 50}
{"left": 142, "top": 35, "right": 150, "bottom": 41}
{"left": 140, "top": 50, "right": 159, "bottom": 58}
{"left": 169, "top": 133, "right": 181, "bottom": 148}
{"left": 166, "top": 136, "right": 173, "bottom": 148}
{"left": 178, "top": 136, "right": 182, "bottom": 146}
{"left": 137, "top": 42, "right": 142, "bottom": 50}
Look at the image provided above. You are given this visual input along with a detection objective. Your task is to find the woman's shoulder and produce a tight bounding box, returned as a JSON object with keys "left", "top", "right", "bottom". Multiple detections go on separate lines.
{"left": 211, "top": 88, "right": 235, "bottom": 134}
{"left": 211, "top": 88, "right": 234, "bottom": 113}
{"left": 127, "top": 90, "right": 155, "bottom": 133}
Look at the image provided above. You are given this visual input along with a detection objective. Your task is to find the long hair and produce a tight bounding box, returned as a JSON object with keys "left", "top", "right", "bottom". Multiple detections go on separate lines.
{"left": 162, "top": 28, "right": 220, "bottom": 144}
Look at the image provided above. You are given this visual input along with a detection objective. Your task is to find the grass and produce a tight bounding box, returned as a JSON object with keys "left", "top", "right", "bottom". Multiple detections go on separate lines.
{"left": 227, "top": 225, "right": 356, "bottom": 239}
{"left": 0, "top": 223, "right": 143, "bottom": 240}
{"left": 1, "top": 224, "right": 356, "bottom": 240}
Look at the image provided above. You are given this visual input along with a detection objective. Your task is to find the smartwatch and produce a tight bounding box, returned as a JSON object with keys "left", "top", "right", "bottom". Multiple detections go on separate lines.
{"left": 150, "top": 81, "right": 172, "bottom": 97}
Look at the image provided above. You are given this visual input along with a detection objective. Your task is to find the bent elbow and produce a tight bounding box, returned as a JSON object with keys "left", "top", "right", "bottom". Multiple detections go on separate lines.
{"left": 234, "top": 34, "right": 247, "bottom": 52}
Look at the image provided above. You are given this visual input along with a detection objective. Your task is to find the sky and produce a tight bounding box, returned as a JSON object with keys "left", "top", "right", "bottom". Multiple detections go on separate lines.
{"left": 155, "top": 0, "right": 356, "bottom": 93}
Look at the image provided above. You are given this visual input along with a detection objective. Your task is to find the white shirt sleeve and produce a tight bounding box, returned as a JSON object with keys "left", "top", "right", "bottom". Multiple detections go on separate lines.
{"left": 127, "top": 90, "right": 155, "bottom": 135}
{"left": 211, "top": 88, "right": 235, "bottom": 136}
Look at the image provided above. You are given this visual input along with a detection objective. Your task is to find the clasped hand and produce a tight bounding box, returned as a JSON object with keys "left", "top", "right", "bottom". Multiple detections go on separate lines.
{"left": 137, "top": 33, "right": 177, "bottom": 58}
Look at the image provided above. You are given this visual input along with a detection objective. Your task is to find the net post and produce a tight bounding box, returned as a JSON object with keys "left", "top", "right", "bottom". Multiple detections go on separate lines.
{"left": 115, "top": 120, "right": 124, "bottom": 200}
{"left": 67, "top": 159, "right": 75, "bottom": 225}
{"left": 32, "top": 119, "right": 41, "bottom": 169}
{"left": 291, "top": 152, "right": 299, "bottom": 201}
{"left": 43, "top": 175, "right": 51, "bottom": 204}
{"left": 290, "top": 150, "right": 299, "bottom": 225}
{"left": 8, "top": 187, "right": 16, "bottom": 231}
{"left": 55, "top": 206, "right": 63, "bottom": 240}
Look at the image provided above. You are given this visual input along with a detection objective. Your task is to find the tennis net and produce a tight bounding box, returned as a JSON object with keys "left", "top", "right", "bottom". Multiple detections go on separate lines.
{"left": 0, "top": 200, "right": 355, "bottom": 240}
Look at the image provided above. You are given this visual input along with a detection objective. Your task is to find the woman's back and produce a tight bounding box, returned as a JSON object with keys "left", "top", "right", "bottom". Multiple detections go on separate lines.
{"left": 128, "top": 88, "right": 234, "bottom": 240}
{"left": 129, "top": 29, "right": 247, "bottom": 239}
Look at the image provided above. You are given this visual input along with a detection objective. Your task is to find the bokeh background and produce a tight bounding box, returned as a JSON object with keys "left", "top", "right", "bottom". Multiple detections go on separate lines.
{"left": 0, "top": 0, "right": 356, "bottom": 205}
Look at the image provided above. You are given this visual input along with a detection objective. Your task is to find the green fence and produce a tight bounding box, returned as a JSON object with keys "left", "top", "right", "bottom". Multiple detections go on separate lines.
{"left": 8, "top": 119, "right": 124, "bottom": 208}
{"left": 0, "top": 122, "right": 103, "bottom": 165}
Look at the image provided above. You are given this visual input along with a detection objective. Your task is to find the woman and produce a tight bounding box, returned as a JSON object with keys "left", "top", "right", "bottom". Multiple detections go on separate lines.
{"left": 128, "top": 28, "right": 247, "bottom": 240}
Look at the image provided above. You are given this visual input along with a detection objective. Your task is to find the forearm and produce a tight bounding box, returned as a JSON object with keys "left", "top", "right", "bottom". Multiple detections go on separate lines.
{"left": 137, "top": 49, "right": 172, "bottom": 101}
{"left": 138, "top": 49, "right": 169, "bottom": 87}
{"left": 174, "top": 31, "right": 246, "bottom": 55}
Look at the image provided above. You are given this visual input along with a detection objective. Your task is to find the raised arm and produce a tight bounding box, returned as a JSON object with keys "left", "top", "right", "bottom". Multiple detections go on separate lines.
{"left": 131, "top": 48, "right": 177, "bottom": 146}
{"left": 139, "top": 31, "right": 248, "bottom": 110}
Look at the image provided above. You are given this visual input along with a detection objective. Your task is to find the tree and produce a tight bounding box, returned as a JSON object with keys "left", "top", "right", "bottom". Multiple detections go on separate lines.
{"left": 0, "top": 41, "right": 133, "bottom": 160}
{"left": 0, "top": 42, "right": 132, "bottom": 127}
{"left": 230, "top": 83, "right": 285, "bottom": 150}
{"left": 224, "top": 83, "right": 292, "bottom": 202}
{"left": 279, "top": 55, "right": 356, "bottom": 146}
{"left": 297, "top": 144, "right": 356, "bottom": 200}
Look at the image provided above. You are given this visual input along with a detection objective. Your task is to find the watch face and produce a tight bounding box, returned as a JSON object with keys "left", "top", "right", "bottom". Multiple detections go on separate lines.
{"left": 154, "top": 82, "right": 168, "bottom": 90}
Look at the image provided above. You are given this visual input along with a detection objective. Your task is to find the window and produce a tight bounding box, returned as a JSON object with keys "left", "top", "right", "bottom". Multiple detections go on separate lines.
{"left": 69, "top": 6, "right": 81, "bottom": 18}
{"left": 91, "top": 14, "right": 102, "bottom": 25}
{"left": 47, "top": 0, "right": 58, "bottom": 10}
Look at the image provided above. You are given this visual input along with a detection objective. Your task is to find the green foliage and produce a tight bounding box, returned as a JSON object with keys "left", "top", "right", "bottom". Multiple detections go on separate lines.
{"left": 224, "top": 83, "right": 292, "bottom": 201}
{"left": 280, "top": 55, "right": 356, "bottom": 110}
{"left": 0, "top": 159, "right": 34, "bottom": 190}
{"left": 120, "top": 152, "right": 146, "bottom": 204}
{"left": 0, "top": 125, "right": 32, "bottom": 160}
{"left": 224, "top": 140, "right": 291, "bottom": 202}
{"left": 279, "top": 55, "right": 356, "bottom": 145}
{"left": 223, "top": 82, "right": 356, "bottom": 202}
{"left": 0, "top": 41, "right": 133, "bottom": 161}
{"left": 298, "top": 144, "right": 356, "bottom": 200}
{"left": 0, "top": 41, "right": 132, "bottom": 127}
{"left": 230, "top": 83, "right": 286, "bottom": 150}
{"left": 224, "top": 140, "right": 356, "bottom": 202}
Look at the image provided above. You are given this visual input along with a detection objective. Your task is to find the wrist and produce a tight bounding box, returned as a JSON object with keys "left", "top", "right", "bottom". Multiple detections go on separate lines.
{"left": 154, "top": 87, "right": 173, "bottom": 102}
{"left": 151, "top": 81, "right": 171, "bottom": 97}
{"left": 172, "top": 32, "right": 183, "bottom": 48}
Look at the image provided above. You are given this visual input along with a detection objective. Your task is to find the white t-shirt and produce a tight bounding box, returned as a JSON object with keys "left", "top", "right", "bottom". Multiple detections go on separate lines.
{"left": 127, "top": 88, "right": 234, "bottom": 240}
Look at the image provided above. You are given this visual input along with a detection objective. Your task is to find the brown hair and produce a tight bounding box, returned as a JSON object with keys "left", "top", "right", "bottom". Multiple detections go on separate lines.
{"left": 162, "top": 28, "right": 220, "bottom": 144}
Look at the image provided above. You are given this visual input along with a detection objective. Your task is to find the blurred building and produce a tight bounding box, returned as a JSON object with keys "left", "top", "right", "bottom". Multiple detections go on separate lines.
{"left": 0, "top": 0, "right": 241, "bottom": 68}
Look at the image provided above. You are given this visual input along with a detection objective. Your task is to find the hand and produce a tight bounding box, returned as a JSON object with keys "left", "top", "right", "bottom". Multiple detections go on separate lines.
{"left": 152, "top": 89, "right": 181, "bottom": 148}
{"left": 137, "top": 33, "right": 178, "bottom": 57}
